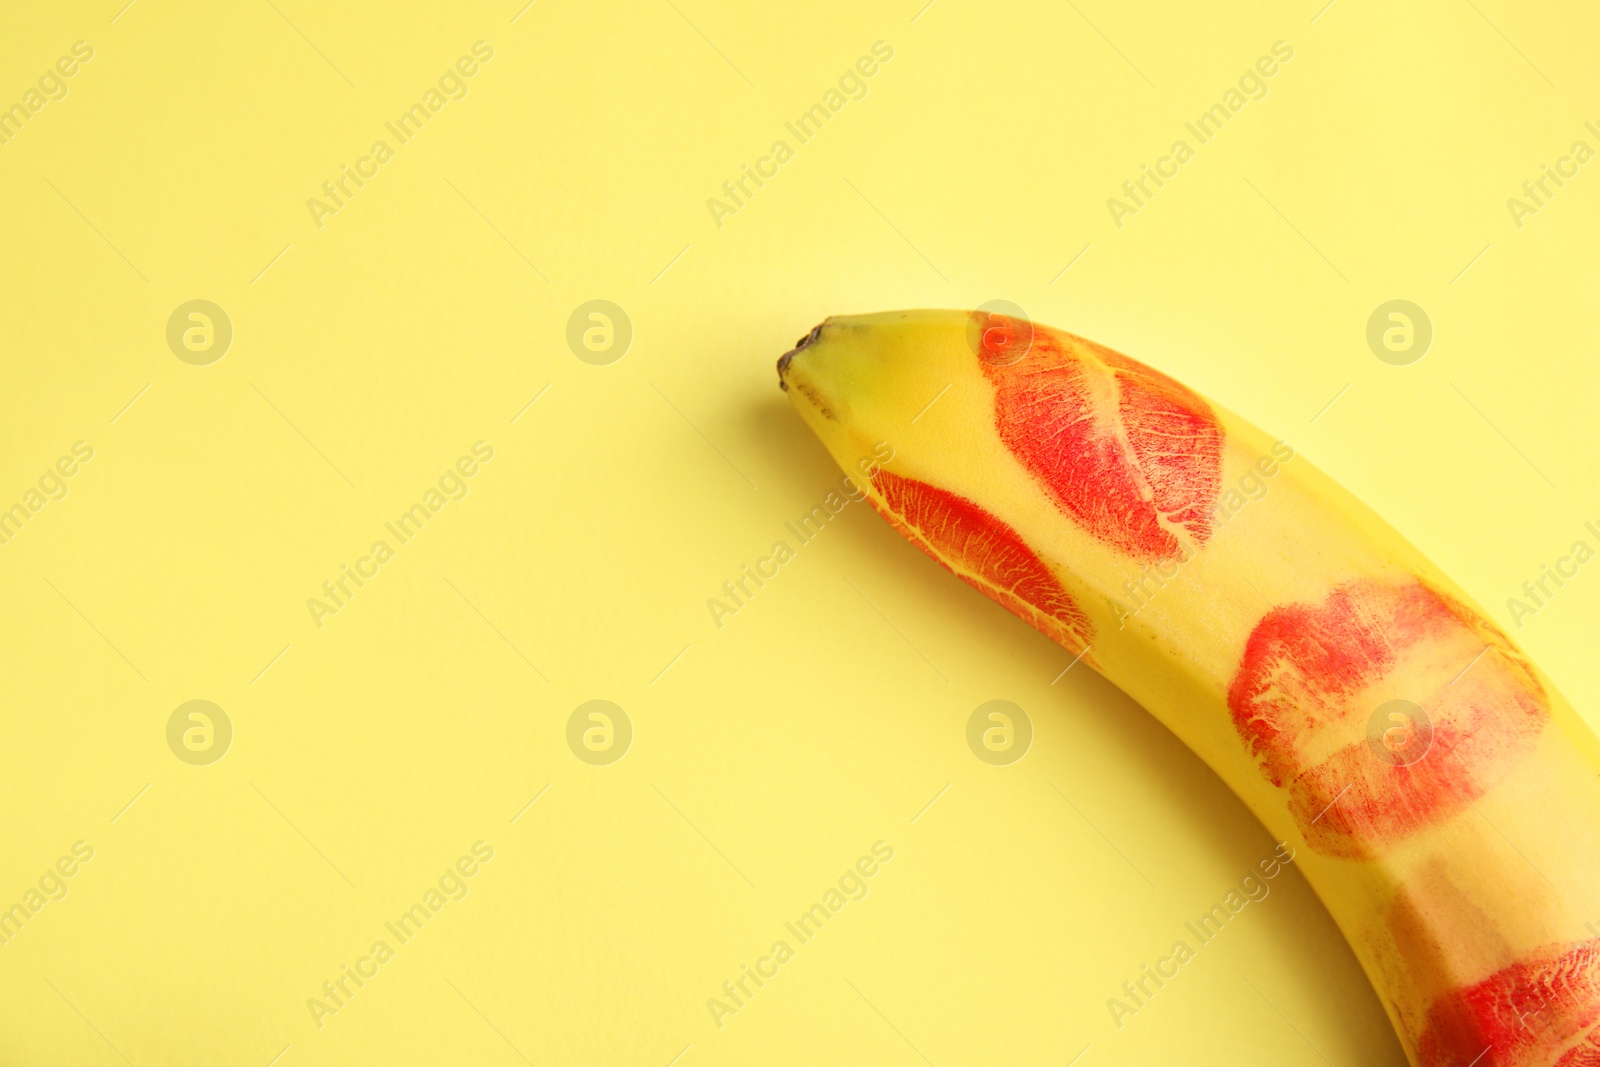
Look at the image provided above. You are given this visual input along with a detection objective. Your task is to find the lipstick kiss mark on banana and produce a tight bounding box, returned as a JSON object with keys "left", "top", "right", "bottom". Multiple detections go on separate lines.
{"left": 1228, "top": 578, "right": 1548, "bottom": 858}
{"left": 868, "top": 469, "right": 1093, "bottom": 658}
{"left": 978, "top": 315, "right": 1223, "bottom": 560}
{"left": 1417, "top": 940, "right": 1600, "bottom": 1067}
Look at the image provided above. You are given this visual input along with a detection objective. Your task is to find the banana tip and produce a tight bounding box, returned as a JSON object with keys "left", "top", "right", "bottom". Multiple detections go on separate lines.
{"left": 777, "top": 321, "right": 826, "bottom": 391}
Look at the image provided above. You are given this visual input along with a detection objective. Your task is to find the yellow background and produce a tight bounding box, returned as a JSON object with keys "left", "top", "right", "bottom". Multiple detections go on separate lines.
{"left": 2, "top": 0, "right": 1597, "bottom": 1063}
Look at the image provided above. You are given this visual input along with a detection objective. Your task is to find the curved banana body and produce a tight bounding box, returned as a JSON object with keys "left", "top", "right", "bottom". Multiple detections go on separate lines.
{"left": 778, "top": 309, "right": 1600, "bottom": 1066}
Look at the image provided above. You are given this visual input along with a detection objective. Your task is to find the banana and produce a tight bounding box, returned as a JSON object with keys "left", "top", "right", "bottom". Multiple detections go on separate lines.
{"left": 777, "top": 309, "right": 1600, "bottom": 1066}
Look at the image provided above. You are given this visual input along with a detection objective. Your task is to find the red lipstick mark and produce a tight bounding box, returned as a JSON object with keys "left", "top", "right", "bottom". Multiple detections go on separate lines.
{"left": 1227, "top": 578, "right": 1547, "bottom": 858}
{"left": 976, "top": 316, "right": 1222, "bottom": 560}
{"left": 1417, "top": 940, "right": 1600, "bottom": 1066}
{"left": 869, "top": 470, "right": 1093, "bottom": 656}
